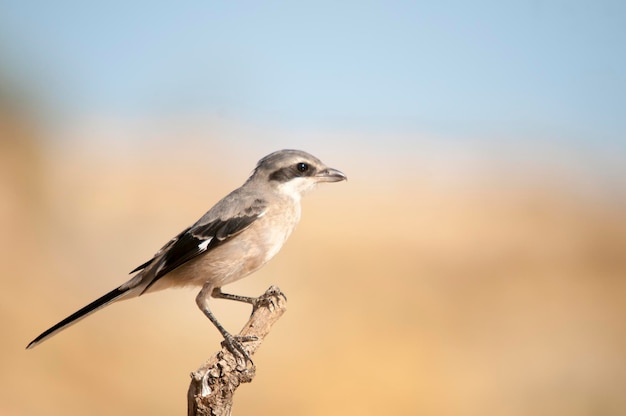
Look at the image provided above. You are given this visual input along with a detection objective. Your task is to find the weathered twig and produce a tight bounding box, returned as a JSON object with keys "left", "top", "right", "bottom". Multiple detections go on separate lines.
{"left": 187, "top": 285, "right": 287, "bottom": 416}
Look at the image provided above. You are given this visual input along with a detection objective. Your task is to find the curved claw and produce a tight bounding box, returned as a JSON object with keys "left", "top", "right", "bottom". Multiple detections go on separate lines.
{"left": 253, "top": 286, "right": 287, "bottom": 312}
{"left": 221, "top": 333, "right": 256, "bottom": 366}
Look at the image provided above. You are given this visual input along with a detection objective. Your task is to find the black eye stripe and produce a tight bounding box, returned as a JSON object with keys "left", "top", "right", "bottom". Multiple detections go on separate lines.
{"left": 269, "top": 162, "right": 316, "bottom": 182}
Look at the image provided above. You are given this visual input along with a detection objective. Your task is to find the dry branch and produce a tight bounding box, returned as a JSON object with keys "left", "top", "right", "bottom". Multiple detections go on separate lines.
{"left": 187, "top": 285, "right": 287, "bottom": 416}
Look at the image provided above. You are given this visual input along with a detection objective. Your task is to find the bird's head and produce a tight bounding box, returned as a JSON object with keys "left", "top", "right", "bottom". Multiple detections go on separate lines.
{"left": 250, "top": 149, "right": 347, "bottom": 198}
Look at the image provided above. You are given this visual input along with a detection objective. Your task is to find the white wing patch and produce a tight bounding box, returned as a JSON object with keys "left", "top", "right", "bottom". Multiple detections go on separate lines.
{"left": 198, "top": 239, "right": 212, "bottom": 251}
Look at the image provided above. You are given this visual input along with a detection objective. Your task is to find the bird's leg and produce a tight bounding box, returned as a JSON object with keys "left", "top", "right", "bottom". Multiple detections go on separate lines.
{"left": 196, "top": 286, "right": 255, "bottom": 366}
{"left": 211, "top": 287, "right": 256, "bottom": 305}
{"left": 212, "top": 285, "right": 287, "bottom": 313}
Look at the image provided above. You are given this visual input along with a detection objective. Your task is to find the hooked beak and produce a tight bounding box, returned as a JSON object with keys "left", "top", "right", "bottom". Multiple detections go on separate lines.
{"left": 316, "top": 167, "right": 347, "bottom": 183}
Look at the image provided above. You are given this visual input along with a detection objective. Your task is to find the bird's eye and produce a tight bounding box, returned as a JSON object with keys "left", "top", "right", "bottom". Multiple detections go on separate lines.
{"left": 296, "top": 162, "right": 309, "bottom": 172}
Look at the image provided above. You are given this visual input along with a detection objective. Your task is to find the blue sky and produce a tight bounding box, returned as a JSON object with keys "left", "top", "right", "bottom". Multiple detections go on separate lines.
{"left": 1, "top": 1, "right": 625, "bottom": 148}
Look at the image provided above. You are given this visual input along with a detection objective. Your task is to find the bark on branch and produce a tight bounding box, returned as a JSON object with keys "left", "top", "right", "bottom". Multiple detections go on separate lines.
{"left": 187, "top": 285, "right": 287, "bottom": 416}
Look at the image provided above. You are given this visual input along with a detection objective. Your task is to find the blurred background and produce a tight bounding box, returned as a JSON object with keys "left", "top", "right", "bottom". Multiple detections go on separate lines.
{"left": 2, "top": 1, "right": 625, "bottom": 415}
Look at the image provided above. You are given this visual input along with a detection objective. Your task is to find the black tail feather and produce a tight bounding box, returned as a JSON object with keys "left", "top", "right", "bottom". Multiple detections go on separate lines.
{"left": 26, "top": 286, "right": 130, "bottom": 349}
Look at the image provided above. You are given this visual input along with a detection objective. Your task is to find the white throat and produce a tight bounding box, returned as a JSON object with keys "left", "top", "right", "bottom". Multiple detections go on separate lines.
{"left": 276, "top": 178, "right": 317, "bottom": 201}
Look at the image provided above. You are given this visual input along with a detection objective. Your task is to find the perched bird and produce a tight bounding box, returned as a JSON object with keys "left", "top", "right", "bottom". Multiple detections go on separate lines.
{"left": 27, "top": 149, "right": 346, "bottom": 362}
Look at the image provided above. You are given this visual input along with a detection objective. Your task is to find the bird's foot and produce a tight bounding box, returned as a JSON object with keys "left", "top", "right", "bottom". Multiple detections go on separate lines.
{"left": 221, "top": 333, "right": 258, "bottom": 367}
{"left": 252, "top": 285, "right": 287, "bottom": 313}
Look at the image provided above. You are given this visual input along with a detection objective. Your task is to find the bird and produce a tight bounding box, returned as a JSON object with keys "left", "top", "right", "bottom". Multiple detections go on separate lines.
{"left": 26, "top": 149, "right": 346, "bottom": 363}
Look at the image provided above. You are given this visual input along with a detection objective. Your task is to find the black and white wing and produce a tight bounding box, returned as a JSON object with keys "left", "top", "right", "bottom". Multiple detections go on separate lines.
{"left": 130, "top": 197, "right": 268, "bottom": 293}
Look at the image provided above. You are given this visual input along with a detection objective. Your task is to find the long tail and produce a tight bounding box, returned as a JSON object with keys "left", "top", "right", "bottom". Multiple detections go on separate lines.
{"left": 26, "top": 285, "right": 132, "bottom": 349}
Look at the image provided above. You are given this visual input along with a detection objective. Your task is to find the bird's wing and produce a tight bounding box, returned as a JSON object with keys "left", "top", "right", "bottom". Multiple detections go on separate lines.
{"left": 131, "top": 196, "right": 268, "bottom": 293}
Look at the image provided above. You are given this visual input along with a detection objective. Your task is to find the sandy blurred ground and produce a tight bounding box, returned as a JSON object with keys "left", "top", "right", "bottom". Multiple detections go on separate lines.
{"left": 2, "top": 108, "right": 626, "bottom": 416}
